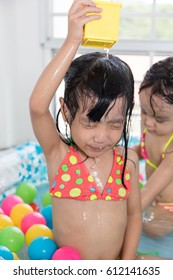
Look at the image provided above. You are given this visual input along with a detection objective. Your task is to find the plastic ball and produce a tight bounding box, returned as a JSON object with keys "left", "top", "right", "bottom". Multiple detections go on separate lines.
{"left": 25, "top": 224, "right": 53, "bottom": 246}
{"left": 139, "top": 181, "right": 144, "bottom": 189}
{"left": 42, "top": 191, "right": 51, "bottom": 206}
{"left": 52, "top": 246, "right": 81, "bottom": 260}
{"left": 10, "top": 203, "right": 34, "bottom": 228}
{"left": 0, "top": 214, "right": 14, "bottom": 230}
{"left": 12, "top": 252, "right": 20, "bottom": 260}
{"left": 41, "top": 205, "right": 53, "bottom": 229}
{"left": 21, "top": 212, "right": 46, "bottom": 234}
{"left": 0, "top": 226, "right": 25, "bottom": 253}
{"left": 16, "top": 182, "right": 37, "bottom": 203}
{"left": 29, "top": 202, "right": 40, "bottom": 212}
{"left": 0, "top": 245, "right": 14, "bottom": 260}
{"left": 28, "top": 236, "right": 57, "bottom": 260}
{"left": 0, "top": 207, "right": 4, "bottom": 214}
{"left": 1, "top": 195, "right": 23, "bottom": 216}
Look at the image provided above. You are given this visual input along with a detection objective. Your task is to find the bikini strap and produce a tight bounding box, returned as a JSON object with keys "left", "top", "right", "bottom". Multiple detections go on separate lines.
{"left": 141, "top": 128, "right": 157, "bottom": 169}
{"left": 162, "top": 134, "right": 173, "bottom": 159}
{"left": 145, "top": 159, "right": 157, "bottom": 169}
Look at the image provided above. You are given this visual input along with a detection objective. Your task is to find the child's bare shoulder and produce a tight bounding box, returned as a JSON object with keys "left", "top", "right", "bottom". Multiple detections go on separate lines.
{"left": 117, "top": 146, "right": 139, "bottom": 171}
{"left": 127, "top": 147, "right": 139, "bottom": 162}
{"left": 117, "top": 146, "right": 138, "bottom": 160}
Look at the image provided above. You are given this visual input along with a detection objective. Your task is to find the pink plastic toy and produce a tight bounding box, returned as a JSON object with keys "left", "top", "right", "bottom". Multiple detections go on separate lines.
{"left": 1, "top": 195, "right": 23, "bottom": 216}
{"left": 52, "top": 246, "right": 81, "bottom": 260}
{"left": 21, "top": 211, "right": 46, "bottom": 234}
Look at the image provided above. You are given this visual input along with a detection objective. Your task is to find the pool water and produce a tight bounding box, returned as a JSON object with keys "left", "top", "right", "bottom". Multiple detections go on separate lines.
{"left": 138, "top": 231, "right": 173, "bottom": 259}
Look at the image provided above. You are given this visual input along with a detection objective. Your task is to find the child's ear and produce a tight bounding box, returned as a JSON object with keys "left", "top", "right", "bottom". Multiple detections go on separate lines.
{"left": 59, "top": 97, "right": 70, "bottom": 123}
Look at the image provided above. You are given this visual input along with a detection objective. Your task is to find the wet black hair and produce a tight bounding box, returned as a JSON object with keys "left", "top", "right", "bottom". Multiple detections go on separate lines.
{"left": 56, "top": 52, "right": 134, "bottom": 188}
{"left": 139, "top": 57, "right": 173, "bottom": 108}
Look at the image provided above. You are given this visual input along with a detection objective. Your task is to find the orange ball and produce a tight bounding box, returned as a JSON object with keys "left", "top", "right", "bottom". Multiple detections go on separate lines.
{"left": 25, "top": 224, "right": 53, "bottom": 246}
{"left": 10, "top": 203, "right": 33, "bottom": 228}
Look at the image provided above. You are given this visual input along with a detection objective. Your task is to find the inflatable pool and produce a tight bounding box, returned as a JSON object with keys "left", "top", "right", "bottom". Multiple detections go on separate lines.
{"left": 0, "top": 141, "right": 48, "bottom": 192}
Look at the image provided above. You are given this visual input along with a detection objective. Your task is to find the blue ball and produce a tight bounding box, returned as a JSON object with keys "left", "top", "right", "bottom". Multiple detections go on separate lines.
{"left": 0, "top": 245, "right": 14, "bottom": 260}
{"left": 28, "top": 236, "right": 57, "bottom": 260}
{"left": 41, "top": 205, "right": 53, "bottom": 229}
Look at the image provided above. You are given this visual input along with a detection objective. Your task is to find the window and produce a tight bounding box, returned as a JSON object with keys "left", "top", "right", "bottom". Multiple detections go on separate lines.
{"left": 40, "top": 0, "right": 173, "bottom": 117}
{"left": 44, "top": 0, "right": 173, "bottom": 48}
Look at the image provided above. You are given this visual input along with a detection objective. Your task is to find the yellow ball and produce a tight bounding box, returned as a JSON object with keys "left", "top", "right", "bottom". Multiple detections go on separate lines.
{"left": 12, "top": 252, "right": 20, "bottom": 260}
{"left": 0, "top": 214, "right": 14, "bottom": 230}
{"left": 10, "top": 203, "right": 33, "bottom": 228}
{"left": 25, "top": 224, "right": 53, "bottom": 246}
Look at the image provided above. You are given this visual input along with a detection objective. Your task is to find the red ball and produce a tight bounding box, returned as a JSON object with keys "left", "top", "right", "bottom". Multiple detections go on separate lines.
{"left": 29, "top": 202, "right": 40, "bottom": 212}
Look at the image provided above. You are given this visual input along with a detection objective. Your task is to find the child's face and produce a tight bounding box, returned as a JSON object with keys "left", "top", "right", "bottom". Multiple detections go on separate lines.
{"left": 140, "top": 87, "right": 173, "bottom": 136}
{"left": 70, "top": 98, "right": 125, "bottom": 158}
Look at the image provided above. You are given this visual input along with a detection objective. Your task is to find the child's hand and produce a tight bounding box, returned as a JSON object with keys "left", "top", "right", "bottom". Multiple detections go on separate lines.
{"left": 67, "top": 0, "right": 102, "bottom": 44}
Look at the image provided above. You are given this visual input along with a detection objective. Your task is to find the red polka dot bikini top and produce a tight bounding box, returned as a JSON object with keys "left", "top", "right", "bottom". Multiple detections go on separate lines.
{"left": 50, "top": 146, "right": 131, "bottom": 201}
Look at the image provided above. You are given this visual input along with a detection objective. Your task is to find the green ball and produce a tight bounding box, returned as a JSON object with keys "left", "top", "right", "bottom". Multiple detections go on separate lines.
{"left": 16, "top": 182, "right": 37, "bottom": 203}
{"left": 0, "top": 226, "right": 25, "bottom": 253}
{"left": 139, "top": 181, "right": 144, "bottom": 189}
{"left": 42, "top": 191, "right": 52, "bottom": 206}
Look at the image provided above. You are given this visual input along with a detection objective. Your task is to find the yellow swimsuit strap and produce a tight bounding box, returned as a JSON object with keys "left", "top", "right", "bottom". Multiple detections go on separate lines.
{"left": 142, "top": 128, "right": 157, "bottom": 169}
{"left": 162, "top": 133, "right": 173, "bottom": 159}
{"left": 143, "top": 129, "right": 173, "bottom": 169}
{"left": 146, "top": 159, "right": 157, "bottom": 169}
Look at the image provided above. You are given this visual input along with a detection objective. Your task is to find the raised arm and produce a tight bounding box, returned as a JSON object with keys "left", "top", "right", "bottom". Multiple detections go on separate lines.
{"left": 29, "top": 0, "right": 102, "bottom": 159}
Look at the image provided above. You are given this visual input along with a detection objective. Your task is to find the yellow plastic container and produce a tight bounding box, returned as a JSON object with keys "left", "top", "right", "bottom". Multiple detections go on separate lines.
{"left": 82, "top": 1, "right": 122, "bottom": 49}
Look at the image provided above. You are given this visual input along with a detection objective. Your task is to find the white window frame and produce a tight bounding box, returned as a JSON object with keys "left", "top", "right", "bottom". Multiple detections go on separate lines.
{"left": 39, "top": 0, "right": 173, "bottom": 121}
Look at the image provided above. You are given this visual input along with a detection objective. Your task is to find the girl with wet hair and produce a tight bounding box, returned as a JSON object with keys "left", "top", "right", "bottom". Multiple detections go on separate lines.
{"left": 133, "top": 57, "right": 173, "bottom": 239}
{"left": 30, "top": 0, "right": 141, "bottom": 260}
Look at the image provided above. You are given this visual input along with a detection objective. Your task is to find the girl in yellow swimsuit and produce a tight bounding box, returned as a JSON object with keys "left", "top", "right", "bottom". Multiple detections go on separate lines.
{"left": 29, "top": 1, "right": 142, "bottom": 260}
{"left": 133, "top": 56, "right": 173, "bottom": 238}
